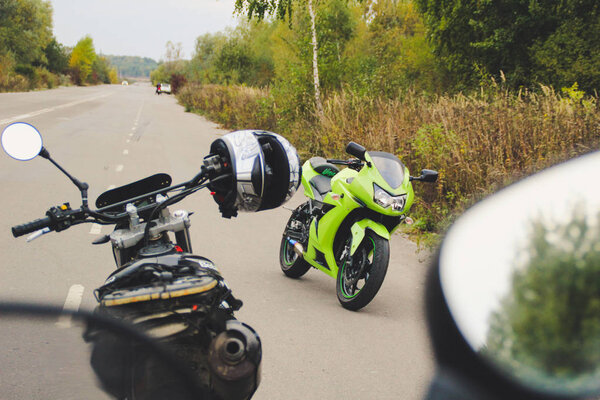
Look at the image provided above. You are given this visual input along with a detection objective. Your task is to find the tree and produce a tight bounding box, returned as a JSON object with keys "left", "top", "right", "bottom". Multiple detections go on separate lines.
{"left": 44, "top": 38, "right": 69, "bottom": 74}
{"left": 150, "top": 41, "right": 189, "bottom": 86}
{"left": 343, "top": 0, "right": 437, "bottom": 96}
{"left": 235, "top": 0, "right": 325, "bottom": 117}
{"left": 414, "top": 0, "right": 600, "bottom": 91}
{"left": 69, "top": 36, "right": 96, "bottom": 85}
{"left": 0, "top": 0, "right": 53, "bottom": 66}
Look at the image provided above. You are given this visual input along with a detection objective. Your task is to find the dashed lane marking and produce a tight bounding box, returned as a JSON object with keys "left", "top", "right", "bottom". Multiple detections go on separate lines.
{"left": 56, "top": 284, "right": 84, "bottom": 328}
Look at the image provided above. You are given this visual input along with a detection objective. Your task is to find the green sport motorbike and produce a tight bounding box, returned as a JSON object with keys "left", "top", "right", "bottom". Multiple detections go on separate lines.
{"left": 279, "top": 142, "right": 438, "bottom": 310}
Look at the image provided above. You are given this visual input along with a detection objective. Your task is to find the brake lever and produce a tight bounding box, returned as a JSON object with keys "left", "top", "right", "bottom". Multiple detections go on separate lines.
{"left": 26, "top": 228, "right": 51, "bottom": 242}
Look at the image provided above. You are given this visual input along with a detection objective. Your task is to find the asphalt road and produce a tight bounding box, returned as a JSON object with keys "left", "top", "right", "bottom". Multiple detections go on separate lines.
{"left": 0, "top": 84, "right": 435, "bottom": 399}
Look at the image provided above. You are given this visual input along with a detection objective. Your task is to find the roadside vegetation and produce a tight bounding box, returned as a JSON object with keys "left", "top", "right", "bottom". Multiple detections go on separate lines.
{"left": 104, "top": 55, "right": 158, "bottom": 79}
{"left": 0, "top": 0, "right": 119, "bottom": 92}
{"left": 157, "top": 1, "right": 600, "bottom": 244}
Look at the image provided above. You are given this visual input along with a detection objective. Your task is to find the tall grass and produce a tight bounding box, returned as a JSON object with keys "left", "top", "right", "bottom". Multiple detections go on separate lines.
{"left": 178, "top": 84, "right": 277, "bottom": 131}
{"left": 178, "top": 83, "right": 600, "bottom": 240}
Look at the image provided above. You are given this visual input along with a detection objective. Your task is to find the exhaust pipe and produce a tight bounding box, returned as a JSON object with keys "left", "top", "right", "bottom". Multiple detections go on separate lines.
{"left": 287, "top": 239, "right": 304, "bottom": 258}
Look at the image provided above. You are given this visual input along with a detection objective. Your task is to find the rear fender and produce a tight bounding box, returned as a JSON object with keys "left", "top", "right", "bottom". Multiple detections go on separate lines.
{"left": 350, "top": 219, "right": 390, "bottom": 255}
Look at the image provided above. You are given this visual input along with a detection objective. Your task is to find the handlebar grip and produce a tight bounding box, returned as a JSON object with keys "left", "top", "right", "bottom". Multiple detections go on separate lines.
{"left": 12, "top": 216, "right": 52, "bottom": 238}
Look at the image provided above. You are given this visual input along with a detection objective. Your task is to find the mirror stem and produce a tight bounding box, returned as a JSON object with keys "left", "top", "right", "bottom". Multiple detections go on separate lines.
{"left": 39, "top": 147, "right": 89, "bottom": 206}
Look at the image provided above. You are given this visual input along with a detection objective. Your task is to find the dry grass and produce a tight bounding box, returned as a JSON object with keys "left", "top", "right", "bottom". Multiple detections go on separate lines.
{"left": 178, "top": 83, "right": 277, "bottom": 131}
{"left": 178, "top": 83, "right": 600, "bottom": 238}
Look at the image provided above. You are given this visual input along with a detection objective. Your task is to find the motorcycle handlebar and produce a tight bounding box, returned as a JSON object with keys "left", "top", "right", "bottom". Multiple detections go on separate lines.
{"left": 12, "top": 216, "right": 53, "bottom": 238}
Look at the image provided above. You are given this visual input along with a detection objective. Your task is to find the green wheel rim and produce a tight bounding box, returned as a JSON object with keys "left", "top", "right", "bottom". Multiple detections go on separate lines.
{"left": 283, "top": 240, "right": 296, "bottom": 266}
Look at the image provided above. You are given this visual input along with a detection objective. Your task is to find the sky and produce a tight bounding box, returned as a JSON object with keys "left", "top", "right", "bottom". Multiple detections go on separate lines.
{"left": 48, "top": 0, "right": 241, "bottom": 61}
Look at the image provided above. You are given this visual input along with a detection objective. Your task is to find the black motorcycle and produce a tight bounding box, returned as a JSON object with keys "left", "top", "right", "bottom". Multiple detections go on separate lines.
{"left": 1, "top": 122, "right": 301, "bottom": 400}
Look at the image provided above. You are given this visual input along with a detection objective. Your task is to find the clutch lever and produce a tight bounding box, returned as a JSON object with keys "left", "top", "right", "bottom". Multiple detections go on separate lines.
{"left": 26, "top": 228, "right": 51, "bottom": 242}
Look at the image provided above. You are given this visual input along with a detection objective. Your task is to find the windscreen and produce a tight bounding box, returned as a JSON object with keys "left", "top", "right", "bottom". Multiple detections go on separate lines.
{"left": 369, "top": 152, "right": 405, "bottom": 189}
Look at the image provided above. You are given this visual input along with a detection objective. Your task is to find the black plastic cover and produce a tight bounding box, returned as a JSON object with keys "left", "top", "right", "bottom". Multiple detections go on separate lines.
{"left": 95, "top": 173, "right": 172, "bottom": 209}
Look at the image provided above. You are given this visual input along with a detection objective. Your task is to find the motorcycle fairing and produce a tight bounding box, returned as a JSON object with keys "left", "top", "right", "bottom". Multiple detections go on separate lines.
{"left": 299, "top": 151, "right": 414, "bottom": 277}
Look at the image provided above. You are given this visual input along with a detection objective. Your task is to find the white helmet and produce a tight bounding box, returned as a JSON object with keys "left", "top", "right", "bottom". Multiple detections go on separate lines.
{"left": 208, "top": 130, "right": 301, "bottom": 218}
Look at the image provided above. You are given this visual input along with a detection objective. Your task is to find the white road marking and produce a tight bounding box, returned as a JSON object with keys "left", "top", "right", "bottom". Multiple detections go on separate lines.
{"left": 56, "top": 284, "right": 85, "bottom": 328}
{"left": 0, "top": 93, "right": 113, "bottom": 125}
{"left": 134, "top": 101, "right": 144, "bottom": 125}
{"left": 116, "top": 164, "right": 124, "bottom": 172}
{"left": 89, "top": 223, "right": 102, "bottom": 234}
{"left": 108, "top": 184, "right": 116, "bottom": 190}
{"left": 129, "top": 132, "right": 133, "bottom": 136}
{"left": 126, "top": 139, "right": 130, "bottom": 143}
{"left": 123, "top": 149, "right": 129, "bottom": 155}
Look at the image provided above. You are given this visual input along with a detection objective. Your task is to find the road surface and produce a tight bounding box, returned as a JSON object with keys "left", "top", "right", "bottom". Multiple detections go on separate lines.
{"left": 0, "top": 84, "right": 435, "bottom": 399}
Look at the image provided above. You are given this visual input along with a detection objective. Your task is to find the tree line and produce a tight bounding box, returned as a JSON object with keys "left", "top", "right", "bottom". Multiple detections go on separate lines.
{"left": 153, "top": 0, "right": 599, "bottom": 101}
{"left": 0, "top": 0, "right": 118, "bottom": 92}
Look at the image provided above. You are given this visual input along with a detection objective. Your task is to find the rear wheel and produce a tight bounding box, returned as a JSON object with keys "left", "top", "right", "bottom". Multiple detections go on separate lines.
{"left": 336, "top": 231, "right": 389, "bottom": 311}
{"left": 279, "top": 203, "right": 311, "bottom": 278}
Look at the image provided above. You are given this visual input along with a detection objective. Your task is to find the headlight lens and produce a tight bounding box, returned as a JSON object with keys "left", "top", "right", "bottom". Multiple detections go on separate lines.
{"left": 373, "top": 184, "right": 406, "bottom": 211}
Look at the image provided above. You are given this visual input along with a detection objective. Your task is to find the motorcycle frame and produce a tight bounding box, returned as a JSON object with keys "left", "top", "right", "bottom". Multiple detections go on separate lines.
{"left": 297, "top": 151, "right": 415, "bottom": 279}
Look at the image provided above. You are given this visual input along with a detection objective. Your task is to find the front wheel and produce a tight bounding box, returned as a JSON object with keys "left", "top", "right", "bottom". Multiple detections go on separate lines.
{"left": 336, "top": 231, "right": 389, "bottom": 311}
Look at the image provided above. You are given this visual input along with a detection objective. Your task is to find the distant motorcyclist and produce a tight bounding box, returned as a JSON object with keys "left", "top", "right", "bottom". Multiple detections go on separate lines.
{"left": 155, "top": 83, "right": 161, "bottom": 95}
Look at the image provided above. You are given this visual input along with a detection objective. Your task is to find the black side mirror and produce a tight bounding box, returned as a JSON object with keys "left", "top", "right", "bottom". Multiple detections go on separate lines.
{"left": 411, "top": 169, "right": 438, "bottom": 182}
{"left": 345, "top": 142, "right": 366, "bottom": 161}
{"left": 420, "top": 169, "right": 438, "bottom": 182}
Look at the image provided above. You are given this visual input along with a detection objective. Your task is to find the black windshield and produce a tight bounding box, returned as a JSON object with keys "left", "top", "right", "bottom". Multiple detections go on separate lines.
{"left": 369, "top": 152, "right": 405, "bottom": 189}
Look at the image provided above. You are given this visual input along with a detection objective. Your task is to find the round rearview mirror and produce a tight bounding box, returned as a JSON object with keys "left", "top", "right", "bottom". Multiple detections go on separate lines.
{"left": 1, "top": 122, "right": 43, "bottom": 161}
{"left": 439, "top": 151, "right": 600, "bottom": 397}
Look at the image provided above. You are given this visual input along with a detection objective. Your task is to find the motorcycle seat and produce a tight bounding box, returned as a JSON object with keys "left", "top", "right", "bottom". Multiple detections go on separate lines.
{"left": 309, "top": 175, "right": 332, "bottom": 201}
{"left": 309, "top": 157, "right": 339, "bottom": 177}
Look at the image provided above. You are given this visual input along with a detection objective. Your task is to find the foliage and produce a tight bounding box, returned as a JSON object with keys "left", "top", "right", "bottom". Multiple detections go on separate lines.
{"left": 170, "top": 73, "right": 187, "bottom": 94}
{"left": 344, "top": 0, "right": 439, "bottom": 96}
{"left": 484, "top": 212, "right": 600, "bottom": 388}
{"left": 177, "top": 83, "right": 277, "bottom": 131}
{"left": 234, "top": 0, "right": 295, "bottom": 21}
{"left": 0, "top": 0, "right": 53, "bottom": 66}
{"left": 0, "top": 0, "right": 66, "bottom": 91}
{"left": 414, "top": 0, "right": 600, "bottom": 92}
{"left": 69, "top": 36, "right": 96, "bottom": 85}
{"left": 150, "top": 41, "right": 188, "bottom": 86}
{"left": 43, "top": 38, "right": 69, "bottom": 74}
{"left": 185, "top": 22, "right": 277, "bottom": 87}
{"left": 104, "top": 55, "right": 158, "bottom": 78}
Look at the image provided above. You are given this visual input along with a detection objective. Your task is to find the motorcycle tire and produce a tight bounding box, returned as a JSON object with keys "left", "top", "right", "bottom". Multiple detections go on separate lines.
{"left": 279, "top": 204, "right": 311, "bottom": 278}
{"left": 336, "top": 231, "right": 389, "bottom": 311}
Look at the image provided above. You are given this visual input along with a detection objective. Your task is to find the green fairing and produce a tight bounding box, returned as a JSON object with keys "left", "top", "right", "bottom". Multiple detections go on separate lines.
{"left": 299, "top": 151, "right": 414, "bottom": 278}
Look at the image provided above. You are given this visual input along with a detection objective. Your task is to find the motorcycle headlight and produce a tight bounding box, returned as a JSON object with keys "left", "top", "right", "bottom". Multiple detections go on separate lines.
{"left": 373, "top": 184, "right": 406, "bottom": 211}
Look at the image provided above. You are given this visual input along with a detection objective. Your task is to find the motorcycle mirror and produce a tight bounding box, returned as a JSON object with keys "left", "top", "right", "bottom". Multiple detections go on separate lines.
{"left": 345, "top": 142, "right": 366, "bottom": 161}
{"left": 419, "top": 169, "right": 439, "bottom": 183}
{"left": 427, "top": 151, "right": 600, "bottom": 400}
{"left": 1, "top": 122, "right": 43, "bottom": 161}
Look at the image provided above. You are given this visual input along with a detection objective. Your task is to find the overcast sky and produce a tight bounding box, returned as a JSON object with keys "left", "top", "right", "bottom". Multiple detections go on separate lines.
{"left": 49, "top": 0, "right": 240, "bottom": 61}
